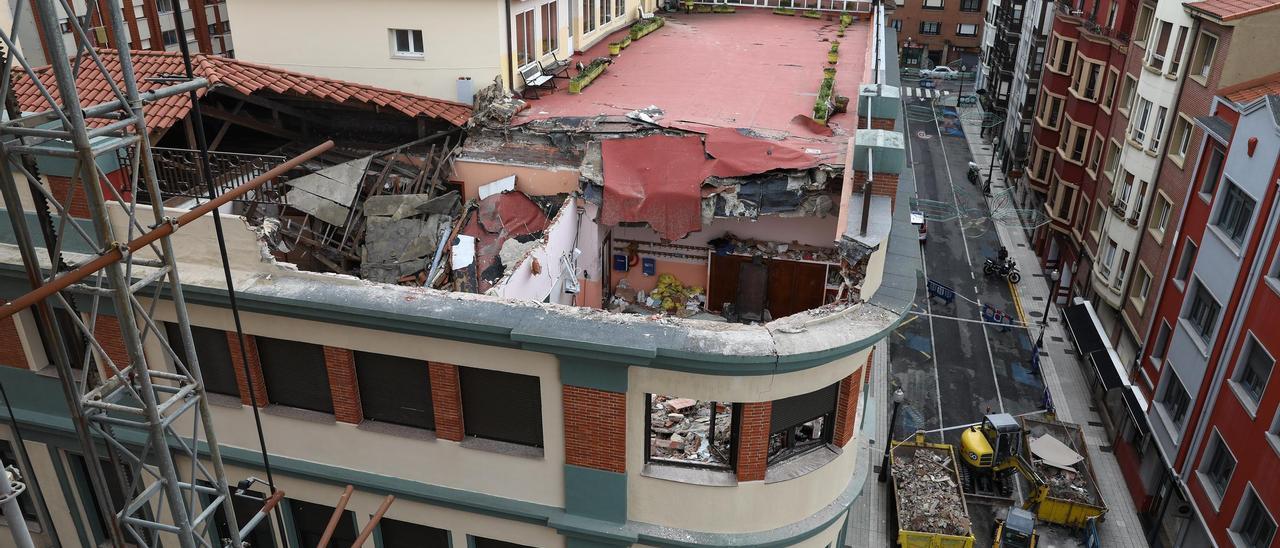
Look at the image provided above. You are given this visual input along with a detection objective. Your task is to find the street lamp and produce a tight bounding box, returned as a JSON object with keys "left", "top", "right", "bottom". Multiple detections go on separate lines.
{"left": 957, "top": 64, "right": 968, "bottom": 101}
{"left": 878, "top": 387, "right": 906, "bottom": 483}
{"left": 1034, "top": 268, "right": 1061, "bottom": 351}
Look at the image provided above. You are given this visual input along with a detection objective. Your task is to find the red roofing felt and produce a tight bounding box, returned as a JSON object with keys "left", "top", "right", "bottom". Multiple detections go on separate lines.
{"left": 1221, "top": 73, "right": 1280, "bottom": 104}
{"left": 703, "top": 127, "right": 820, "bottom": 177}
{"left": 516, "top": 10, "right": 865, "bottom": 167}
{"left": 601, "top": 135, "right": 708, "bottom": 241}
{"left": 1185, "top": 0, "right": 1280, "bottom": 20}
{"left": 12, "top": 49, "right": 472, "bottom": 131}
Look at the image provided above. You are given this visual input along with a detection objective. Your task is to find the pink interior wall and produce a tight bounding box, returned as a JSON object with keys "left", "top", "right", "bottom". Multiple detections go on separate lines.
{"left": 452, "top": 160, "right": 581, "bottom": 200}
{"left": 493, "top": 196, "right": 579, "bottom": 304}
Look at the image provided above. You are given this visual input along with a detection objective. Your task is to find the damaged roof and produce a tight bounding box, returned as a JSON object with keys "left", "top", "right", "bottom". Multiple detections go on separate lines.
{"left": 12, "top": 49, "right": 472, "bottom": 130}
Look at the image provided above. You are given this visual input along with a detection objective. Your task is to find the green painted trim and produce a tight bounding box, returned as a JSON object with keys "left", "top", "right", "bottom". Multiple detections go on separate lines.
{"left": 280, "top": 499, "right": 301, "bottom": 548}
{"left": 561, "top": 464, "right": 628, "bottom": 525}
{"left": 46, "top": 445, "right": 92, "bottom": 548}
{"left": 465, "top": 534, "right": 476, "bottom": 548}
{"left": 372, "top": 519, "right": 384, "bottom": 548}
{"left": 558, "top": 357, "right": 627, "bottom": 392}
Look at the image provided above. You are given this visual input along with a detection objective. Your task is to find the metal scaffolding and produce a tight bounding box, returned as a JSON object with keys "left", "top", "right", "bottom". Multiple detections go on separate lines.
{"left": 0, "top": 0, "right": 320, "bottom": 546}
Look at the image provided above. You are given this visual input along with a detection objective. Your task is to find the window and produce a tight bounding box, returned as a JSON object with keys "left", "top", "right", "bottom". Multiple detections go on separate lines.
{"left": 1036, "top": 94, "right": 1063, "bottom": 129}
{"left": 1090, "top": 201, "right": 1106, "bottom": 235}
{"left": 164, "top": 323, "right": 239, "bottom": 397}
{"left": 1060, "top": 120, "right": 1090, "bottom": 163}
{"left": 1150, "top": 193, "right": 1173, "bottom": 235}
{"left": 1152, "top": 320, "right": 1172, "bottom": 366}
{"left": 1114, "top": 250, "right": 1131, "bottom": 289}
{"left": 1117, "top": 172, "right": 1135, "bottom": 210}
{"left": 290, "top": 499, "right": 356, "bottom": 548}
{"left": 390, "top": 28, "right": 424, "bottom": 58}
{"left": 1192, "top": 32, "right": 1218, "bottom": 79}
{"left": 1133, "top": 265, "right": 1152, "bottom": 306}
{"left": 1105, "top": 140, "right": 1122, "bottom": 179}
{"left": 257, "top": 337, "right": 333, "bottom": 413}
{"left": 956, "top": 23, "right": 978, "bottom": 36}
{"left": 961, "top": 0, "right": 980, "bottom": 10}
{"left": 1148, "top": 21, "right": 1172, "bottom": 71}
{"left": 1031, "top": 145, "right": 1053, "bottom": 182}
{"left": 1231, "top": 487, "right": 1277, "bottom": 548}
{"left": 474, "top": 538, "right": 535, "bottom": 548}
{"left": 1119, "top": 74, "right": 1138, "bottom": 114}
{"left": 892, "top": 19, "right": 902, "bottom": 31}
{"left": 209, "top": 486, "right": 276, "bottom": 548}
{"left": 1134, "top": 4, "right": 1155, "bottom": 43}
{"left": 1198, "top": 432, "right": 1236, "bottom": 502}
{"left": 1049, "top": 179, "right": 1076, "bottom": 221}
{"left": 157, "top": 0, "right": 177, "bottom": 13}
{"left": 769, "top": 383, "right": 838, "bottom": 464}
{"left": 1215, "top": 181, "right": 1256, "bottom": 246}
{"left": 162, "top": 29, "right": 179, "bottom": 47}
{"left": 1134, "top": 180, "right": 1149, "bottom": 220}
{"left": 0, "top": 441, "right": 38, "bottom": 522}
{"left": 1175, "top": 239, "right": 1198, "bottom": 283}
{"left": 379, "top": 518, "right": 450, "bottom": 548}
{"left": 1201, "top": 143, "right": 1226, "bottom": 195}
{"left": 923, "top": 0, "right": 944, "bottom": 8}
{"left": 1170, "top": 115, "right": 1193, "bottom": 160}
{"left": 601, "top": 0, "right": 613, "bottom": 23}
{"left": 647, "top": 395, "right": 735, "bottom": 469}
{"left": 1169, "top": 27, "right": 1189, "bottom": 75}
{"left": 1101, "top": 239, "right": 1118, "bottom": 277}
{"left": 541, "top": 2, "right": 559, "bottom": 54}
{"left": 460, "top": 367, "right": 543, "bottom": 447}
{"left": 921, "top": 21, "right": 941, "bottom": 35}
{"left": 354, "top": 351, "right": 434, "bottom": 430}
{"left": 1047, "top": 35, "right": 1075, "bottom": 74}
{"left": 582, "top": 0, "right": 597, "bottom": 32}
{"left": 1089, "top": 134, "right": 1105, "bottom": 173}
{"left": 1131, "top": 98, "right": 1152, "bottom": 143}
{"left": 1159, "top": 369, "right": 1192, "bottom": 426}
{"left": 515, "top": 10, "right": 535, "bottom": 65}
{"left": 1234, "top": 335, "right": 1275, "bottom": 408}
{"left": 616, "top": 0, "right": 625, "bottom": 21}
{"left": 1149, "top": 106, "right": 1168, "bottom": 153}
{"left": 1185, "top": 280, "right": 1222, "bottom": 342}
{"left": 1101, "top": 69, "right": 1118, "bottom": 110}
{"left": 1072, "top": 58, "right": 1105, "bottom": 101}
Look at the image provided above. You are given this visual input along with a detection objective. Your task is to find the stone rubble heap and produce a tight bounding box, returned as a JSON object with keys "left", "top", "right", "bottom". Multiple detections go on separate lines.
{"left": 649, "top": 395, "right": 733, "bottom": 465}
{"left": 891, "top": 448, "right": 970, "bottom": 536}
{"left": 1044, "top": 467, "right": 1096, "bottom": 505}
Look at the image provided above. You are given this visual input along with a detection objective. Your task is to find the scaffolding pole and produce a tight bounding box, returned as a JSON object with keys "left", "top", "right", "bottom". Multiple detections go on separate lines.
{"left": 0, "top": 1, "right": 331, "bottom": 546}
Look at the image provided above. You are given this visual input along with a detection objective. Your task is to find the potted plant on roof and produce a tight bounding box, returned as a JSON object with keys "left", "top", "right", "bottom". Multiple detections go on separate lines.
{"left": 570, "top": 57, "right": 610, "bottom": 93}
{"left": 621, "top": 35, "right": 633, "bottom": 48}
{"left": 773, "top": 7, "right": 796, "bottom": 15}
{"left": 840, "top": 12, "right": 853, "bottom": 26}
{"left": 609, "top": 42, "right": 623, "bottom": 55}
{"left": 802, "top": 9, "right": 822, "bottom": 18}
{"left": 828, "top": 42, "right": 839, "bottom": 64}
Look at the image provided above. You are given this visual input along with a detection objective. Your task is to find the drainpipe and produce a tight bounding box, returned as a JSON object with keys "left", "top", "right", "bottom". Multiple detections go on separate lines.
{"left": 504, "top": 0, "right": 515, "bottom": 92}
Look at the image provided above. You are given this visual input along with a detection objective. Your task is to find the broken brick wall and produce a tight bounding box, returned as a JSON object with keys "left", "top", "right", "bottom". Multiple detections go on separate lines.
{"left": 0, "top": 317, "right": 28, "bottom": 369}
{"left": 44, "top": 170, "right": 132, "bottom": 219}
{"left": 324, "top": 346, "right": 363, "bottom": 424}
{"left": 428, "top": 362, "right": 465, "bottom": 441}
{"left": 563, "top": 385, "right": 626, "bottom": 473}
{"left": 851, "top": 170, "right": 900, "bottom": 209}
{"left": 92, "top": 315, "right": 132, "bottom": 372}
{"left": 833, "top": 351, "right": 870, "bottom": 447}
{"left": 227, "top": 332, "right": 267, "bottom": 407}
{"left": 735, "top": 401, "right": 772, "bottom": 482}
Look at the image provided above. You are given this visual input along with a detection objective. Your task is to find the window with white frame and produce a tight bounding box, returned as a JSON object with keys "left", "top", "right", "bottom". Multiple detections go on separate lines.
{"left": 1048, "top": 35, "right": 1076, "bottom": 74}
{"left": 1101, "top": 68, "right": 1118, "bottom": 110}
{"left": 1175, "top": 238, "right": 1198, "bottom": 284}
{"left": 1269, "top": 409, "right": 1280, "bottom": 453}
{"left": 1134, "top": 4, "right": 1155, "bottom": 43}
{"left": 514, "top": 11, "right": 536, "bottom": 65}
{"left": 1169, "top": 27, "right": 1189, "bottom": 75}
{"left": 158, "top": 0, "right": 177, "bottom": 14}
{"left": 1030, "top": 145, "right": 1053, "bottom": 182}
{"left": 1233, "top": 335, "right": 1274, "bottom": 409}
{"left": 924, "top": 0, "right": 944, "bottom": 8}
{"left": 582, "top": 0, "right": 597, "bottom": 32}
{"left": 1148, "top": 21, "right": 1173, "bottom": 71}
{"left": 1192, "top": 32, "right": 1218, "bottom": 80}
{"left": 921, "top": 21, "right": 941, "bottom": 35}
{"left": 1131, "top": 98, "right": 1153, "bottom": 143}
{"left": 1134, "top": 179, "right": 1150, "bottom": 220}
{"left": 1230, "top": 487, "right": 1277, "bottom": 548}
{"left": 1101, "top": 238, "right": 1118, "bottom": 277}
{"left": 1170, "top": 115, "right": 1193, "bottom": 160}
{"left": 1119, "top": 74, "right": 1138, "bottom": 114}
{"left": 1148, "top": 106, "right": 1168, "bottom": 153}
{"left": 1116, "top": 172, "right": 1135, "bottom": 210}
{"left": 601, "top": 0, "right": 613, "bottom": 23}
{"left": 1215, "top": 180, "right": 1256, "bottom": 247}
{"left": 541, "top": 2, "right": 560, "bottom": 56}
{"left": 1036, "top": 93, "right": 1064, "bottom": 130}
{"left": 1185, "top": 279, "right": 1222, "bottom": 342}
{"left": 1202, "top": 143, "right": 1226, "bottom": 195}
{"left": 1091, "top": 200, "right": 1106, "bottom": 236}
{"left": 1072, "top": 57, "right": 1105, "bottom": 101}
{"left": 1133, "top": 264, "right": 1152, "bottom": 307}
{"left": 957, "top": 23, "right": 978, "bottom": 36}
{"left": 1198, "top": 431, "right": 1236, "bottom": 504}
{"left": 1114, "top": 249, "right": 1131, "bottom": 289}
{"left": 1089, "top": 134, "right": 1105, "bottom": 173}
{"left": 1152, "top": 320, "right": 1172, "bottom": 366}
{"left": 1150, "top": 193, "right": 1172, "bottom": 235}
{"left": 1060, "top": 120, "right": 1090, "bottom": 163}
{"left": 1158, "top": 368, "right": 1192, "bottom": 426}
{"left": 1105, "top": 140, "right": 1122, "bottom": 179}
{"left": 1049, "top": 179, "right": 1076, "bottom": 221}
{"left": 390, "top": 29, "right": 424, "bottom": 58}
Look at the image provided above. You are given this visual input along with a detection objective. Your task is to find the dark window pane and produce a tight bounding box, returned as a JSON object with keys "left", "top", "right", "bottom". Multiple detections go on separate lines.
{"left": 209, "top": 486, "right": 276, "bottom": 548}
{"left": 379, "top": 517, "right": 449, "bottom": 548}
{"left": 165, "top": 323, "right": 239, "bottom": 397}
{"left": 0, "top": 441, "right": 37, "bottom": 521}
{"left": 355, "top": 351, "right": 434, "bottom": 429}
{"left": 770, "top": 383, "right": 838, "bottom": 434}
{"left": 473, "top": 537, "right": 535, "bottom": 548}
{"left": 257, "top": 337, "right": 332, "bottom": 413}
{"left": 289, "top": 499, "right": 356, "bottom": 548}
{"left": 459, "top": 367, "right": 543, "bottom": 447}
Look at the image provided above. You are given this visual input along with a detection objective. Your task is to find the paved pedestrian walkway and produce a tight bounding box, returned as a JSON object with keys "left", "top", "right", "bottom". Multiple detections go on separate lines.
{"left": 956, "top": 105, "right": 1150, "bottom": 548}
{"left": 846, "top": 340, "right": 890, "bottom": 546}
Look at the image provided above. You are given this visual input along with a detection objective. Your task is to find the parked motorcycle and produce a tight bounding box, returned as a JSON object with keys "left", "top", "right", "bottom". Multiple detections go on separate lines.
{"left": 983, "top": 258, "right": 1022, "bottom": 284}
{"left": 967, "top": 162, "right": 980, "bottom": 185}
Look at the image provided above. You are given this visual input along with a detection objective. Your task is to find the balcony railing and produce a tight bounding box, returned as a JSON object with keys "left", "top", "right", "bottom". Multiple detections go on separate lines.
{"left": 123, "top": 147, "right": 292, "bottom": 206}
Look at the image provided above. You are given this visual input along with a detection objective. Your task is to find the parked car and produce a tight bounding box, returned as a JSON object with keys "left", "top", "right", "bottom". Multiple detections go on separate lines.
{"left": 911, "top": 210, "right": 927, "bottom": 242}
{"left": 920, "top": 66, "right": 959, "bottom": 79}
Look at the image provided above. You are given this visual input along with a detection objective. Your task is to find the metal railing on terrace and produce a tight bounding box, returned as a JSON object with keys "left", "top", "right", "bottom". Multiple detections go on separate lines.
{"left": 125, "top": 147, "right": 291, "bottom": 205}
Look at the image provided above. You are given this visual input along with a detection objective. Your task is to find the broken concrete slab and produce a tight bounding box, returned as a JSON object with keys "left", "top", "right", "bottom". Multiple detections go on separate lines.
{"left": 364, "top": 191, "right": 461, "bottom": 219}
{"left": 285, "top": 188, "right": 352, "bottom": 227}
{"left": 360, "top": 214, "right": 448, "bottom": 282}
{"left": 1030, "top": 434, "right": 1085, "bottom": 471}
{"left": 286, "top": 155, "right": 370, "bottom": 207}
{"left": 498, "top": 238, "right": 539, "bottom": 273}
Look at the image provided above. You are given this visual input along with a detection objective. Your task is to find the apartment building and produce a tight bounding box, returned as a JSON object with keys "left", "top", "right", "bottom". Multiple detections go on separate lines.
{"left": 1026, "top": 0, "right": 1134, "bottom": 306}
{"left": 224, "top": 0, "right": 659, "bottom": 103}
{"left": 1121, "top": 81, "right": 1280, "bottom": 548}
{"left": 0, "top": 6, "right": 911, "bottom": 547}
{"left": 8, "top": 0, "right": 233, "bottom": 66}
{"left": 888, "top": 0, "right": 983, "bottom": 68}
{"left": 983, "top": 0, "right": 1053, "bottom": 176}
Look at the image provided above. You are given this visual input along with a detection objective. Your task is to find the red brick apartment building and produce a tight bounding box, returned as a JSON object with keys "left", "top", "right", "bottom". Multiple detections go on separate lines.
{"left": 888, "top": 0, "right": 984, "bottom": 67}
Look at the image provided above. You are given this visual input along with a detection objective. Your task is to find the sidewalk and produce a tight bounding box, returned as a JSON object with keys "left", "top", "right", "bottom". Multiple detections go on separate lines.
{"left": 956, "top": 105, "right": 1149, "bottom": 548}
{"left": 845, "top": 340, "right": 890, "bottom": 546}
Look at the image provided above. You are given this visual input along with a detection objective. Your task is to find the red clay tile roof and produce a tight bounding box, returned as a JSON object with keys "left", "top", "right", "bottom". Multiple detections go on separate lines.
{"left": 1220, "top": 72, "right": 1280, "bottom": 104}
{"left": 12, "top": 49, "right": 472, "bottom": 131}
{"left": 1185, "top": 0, "right": 1280, "bottom": 20}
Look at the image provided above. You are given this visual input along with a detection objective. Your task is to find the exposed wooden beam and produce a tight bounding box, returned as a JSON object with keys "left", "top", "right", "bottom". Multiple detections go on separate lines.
{"left": 208, "top": 101, "right": 244, "bottom": 151}
{"left": 201, "top": 105, "right": 303, "bottom": 141}
{"left": 211, "top": 87, "right": 327, "bottom": 124}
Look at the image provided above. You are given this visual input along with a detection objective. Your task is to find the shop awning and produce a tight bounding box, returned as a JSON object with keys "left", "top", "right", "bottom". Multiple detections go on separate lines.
{"left": 1062, "top": 301, "right": 1125, "bottom": 391}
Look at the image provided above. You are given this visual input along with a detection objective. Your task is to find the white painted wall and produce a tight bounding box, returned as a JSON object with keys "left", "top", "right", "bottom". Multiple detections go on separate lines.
{"left": 494, "top": 196, "right": 581, "bottom": 304}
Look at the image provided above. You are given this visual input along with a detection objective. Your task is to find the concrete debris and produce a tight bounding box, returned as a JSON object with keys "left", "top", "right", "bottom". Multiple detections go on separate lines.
{"left": 649, "top": 395, "right": 733, "bottom": 465}
{"left": 891, "top": 448, "right": 970, "bottom": 537}
{"left": 470, "top": 76, "right": 527, "bottom": 126}
{"left": 498, "top": 238, "right": 540, "bottom": 274}
{"left": 363, "top": 191, "right": 460, "bottom": 219}
{"left": 285, "top": 188, "right": 353, "bottom": 227}
{"left": 1044, "top": 467, "right": 1096, "bottom": 505}
{"left": 626, "top": 105, "right": 664, "bottom": 124}
{"left": 360, "top": 214, "right": 449, "bottom": 283}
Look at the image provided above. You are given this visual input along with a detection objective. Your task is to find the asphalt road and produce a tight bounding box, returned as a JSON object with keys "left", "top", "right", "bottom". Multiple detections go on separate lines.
{"left": 887, "top": 73, "right": 1048, "bottom": 449}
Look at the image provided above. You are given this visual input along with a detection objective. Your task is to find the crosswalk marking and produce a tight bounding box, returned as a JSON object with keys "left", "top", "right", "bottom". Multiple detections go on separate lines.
{"left": 901, "top": 87, "right": 952, "bottom": 99}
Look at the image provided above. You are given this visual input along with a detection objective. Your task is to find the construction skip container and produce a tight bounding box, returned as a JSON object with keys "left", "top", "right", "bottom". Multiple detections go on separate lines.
{"left": 889, "top": 434, "right": 977, "bottom": 548}
{"left": 1020, "top": 417, "right": 1108, "bottom": 529}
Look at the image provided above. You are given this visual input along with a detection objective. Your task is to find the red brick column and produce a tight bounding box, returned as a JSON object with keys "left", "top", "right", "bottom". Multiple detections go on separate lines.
{"left": 428, "top": 362, "right": 465, "bottom": 441}
{"left": 226, "top": 332, "right": 267, "bottom": 407}
{"left": 92, "top": 315, "right": 132, "bottom": 373}
{"left": 0, "top": 317, "right": 28, "bottom": 369}
{"left": 735, "top": 401, "right": 772, "bottom": 482}
{"left": 856, "top": 116, "right": 896, "bottom": 131}
{"left": 45, "top": 176, "right": 92, "bottom": 218}
{"left": 852, "top": 170, "right": 901, "bottom": 203}
{"left": 833, "top": 368, "right": 866, "bottom": 447}
{"left": 563, "top": 386, "right": 626, "bottom": 473}
{"left": 323, "top": 347, "right": 362, "bottom": 424}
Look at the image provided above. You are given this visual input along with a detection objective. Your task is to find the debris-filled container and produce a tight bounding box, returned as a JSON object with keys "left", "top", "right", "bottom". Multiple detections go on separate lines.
{"left": 889, "top": 434, "right": 975, "bottom": 548}
{"left": 1020, "top": 417, "right": 1107, "bottom": 528}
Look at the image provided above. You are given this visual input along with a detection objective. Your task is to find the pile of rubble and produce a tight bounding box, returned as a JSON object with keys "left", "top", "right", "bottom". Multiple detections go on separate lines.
{"left": 891, "top": 448, "right": 970, "bottom": 536}
{"left": 649, "top": 395, "right": 733, "bottom": 466}
{"left": 1044, "top": 467, "right": 1096, "bottom": 505}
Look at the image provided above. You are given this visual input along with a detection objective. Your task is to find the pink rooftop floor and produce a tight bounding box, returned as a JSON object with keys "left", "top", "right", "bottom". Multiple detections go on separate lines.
{"left": 516, "top": 8, "right": 870, "bottom": 162}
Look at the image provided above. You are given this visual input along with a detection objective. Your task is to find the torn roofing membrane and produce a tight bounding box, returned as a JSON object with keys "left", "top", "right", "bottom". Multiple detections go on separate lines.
{"left": 600, "top": 135, "right": 707, "bottom": 241}
{"left": 702, "top": 127, "right": 821, "bottom": 177}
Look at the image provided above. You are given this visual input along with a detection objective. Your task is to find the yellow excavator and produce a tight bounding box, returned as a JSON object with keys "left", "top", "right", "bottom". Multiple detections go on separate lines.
{"left": 957, "top": 414, "right": 1107, "bottom": 529}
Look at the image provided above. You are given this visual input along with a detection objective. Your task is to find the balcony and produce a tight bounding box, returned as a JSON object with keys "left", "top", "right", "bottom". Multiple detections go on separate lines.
{"left": 126, "top": 147, "right": 291, "bottom": 208}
